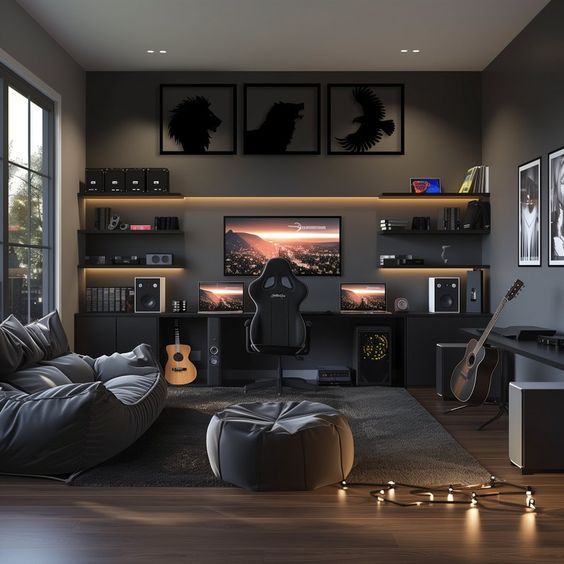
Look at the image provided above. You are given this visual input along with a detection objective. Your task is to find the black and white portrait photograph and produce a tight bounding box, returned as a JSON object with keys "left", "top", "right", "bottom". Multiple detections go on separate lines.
{"left": 518, "top": 158, "right": 541, "bottom": 267}
{"left": 243, "top": 84, "right": 320, "bottom": 154}
{"left": 160, "top": 84, "right": 236, "bottom": 154}
{"left": 549, "top": 147, "right": 564, "bottom": 266}
{"left": 328, "top": 84, "right": 404, "bottom": 154}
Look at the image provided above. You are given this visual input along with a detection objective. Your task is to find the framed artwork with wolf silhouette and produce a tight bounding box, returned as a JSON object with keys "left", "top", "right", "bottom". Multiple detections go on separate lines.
{"left": 327, "top": 84, "right": 404, "bottom": 155}
{"left": 160, "top": 84, "right": 236, "bottom": 154}
{"left": 243, "top": 84, "right": 320, "bottom": 155}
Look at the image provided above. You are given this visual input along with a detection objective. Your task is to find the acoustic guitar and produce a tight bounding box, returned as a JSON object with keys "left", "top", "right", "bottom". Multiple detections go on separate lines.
{"left": 164, "top": 321, "right": 197, "bottom": 385}
{"left": 450, "top": 279, "right": 524, "bottom": 404}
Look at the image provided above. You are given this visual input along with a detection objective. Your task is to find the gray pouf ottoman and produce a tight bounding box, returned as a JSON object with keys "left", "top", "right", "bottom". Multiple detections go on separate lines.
{"left": 206, "top": 400, "right": 354, "bottom": 491}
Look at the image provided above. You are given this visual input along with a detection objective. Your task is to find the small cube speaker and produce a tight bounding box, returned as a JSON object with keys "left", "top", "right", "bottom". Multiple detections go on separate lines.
{"left": 125, "top": 168, "right": 146, "bottom": 192}
{"left": 466, "top": 269, "right": 484, "bottom": 313}
{"left": 353, "top": 326, "right": 392, "bottom": 386}
{"left": 105, "top": 169, "right": 126, "bottom": 192}
{"left": 145, "top": 253, "right": 173, "bottom": 266}
{"left": 134, "top": 277, "right": 166, "bottom": 313}
{"left": 429, "top": 277, "right": 460, "bottom": 313}
{"left": 146, "top": 168, "right": 169, "bottom": 192}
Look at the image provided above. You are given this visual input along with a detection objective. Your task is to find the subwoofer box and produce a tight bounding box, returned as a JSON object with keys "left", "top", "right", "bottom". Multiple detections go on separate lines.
{"left": 134, "top": 277, "right": 166, "bottom": 313}
{"left": 509, "top": 382, "right": 564, "bottom": 473}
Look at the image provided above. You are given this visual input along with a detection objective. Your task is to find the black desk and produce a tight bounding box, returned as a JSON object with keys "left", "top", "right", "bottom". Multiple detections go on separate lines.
{"left": 464, "top": 329, "right": 564, "bottom": 372}
{"left": 76, "top": 312, "right": 490, "bottom": 387}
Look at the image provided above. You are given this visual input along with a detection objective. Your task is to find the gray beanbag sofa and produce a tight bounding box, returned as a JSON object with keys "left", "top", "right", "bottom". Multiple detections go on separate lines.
{"left": 0, "top": 311, "right": 167, "bottom": 476}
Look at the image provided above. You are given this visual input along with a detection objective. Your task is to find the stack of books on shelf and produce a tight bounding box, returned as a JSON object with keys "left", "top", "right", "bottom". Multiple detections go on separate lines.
{"left": 86, "top": 287, "right": 134, "bottom": 313}
{"left": 441, "top": 207, "right": 460, "bottom": 230}
{"left": 459, "top": 165, "right": 490, "bottom": 194}
{"left": 380, "top": 219, "right": 409, "bottom": 232}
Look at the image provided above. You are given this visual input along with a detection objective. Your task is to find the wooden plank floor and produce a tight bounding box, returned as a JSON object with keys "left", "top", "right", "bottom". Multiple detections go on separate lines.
{"left": 2, "top": 389, "right": 564, "bottom": 563}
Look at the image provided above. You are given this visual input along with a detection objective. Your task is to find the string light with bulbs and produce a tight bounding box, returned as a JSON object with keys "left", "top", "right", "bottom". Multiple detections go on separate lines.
{"left": 338, "top": 475, "right": 537, "bottom": 512}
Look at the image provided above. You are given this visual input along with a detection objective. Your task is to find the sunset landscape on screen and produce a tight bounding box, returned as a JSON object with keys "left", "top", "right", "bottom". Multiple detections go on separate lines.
{"left": 224, "top": 217, "right": 341, "bottom": 276}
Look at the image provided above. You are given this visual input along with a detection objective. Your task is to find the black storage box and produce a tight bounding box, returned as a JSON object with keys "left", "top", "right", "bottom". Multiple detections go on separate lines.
{"left": 105, "top": 169, "right": 126, "bottom": 192}
{"left": 125, "top": 168, "right": 146, "bottom": 192}
{"left": 84, "top": 169, "right": 106, "bottom": 193}
{"left": 146, "top": 168, "right": 169, "bottom": 192}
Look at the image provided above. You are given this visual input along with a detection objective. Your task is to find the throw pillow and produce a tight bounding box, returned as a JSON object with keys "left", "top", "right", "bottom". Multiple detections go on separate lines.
{"left": 26, "top": 310, "right": 70, "bottom": 360}
{"left": 1, "top": 315, "right": 43, "bottom": 370}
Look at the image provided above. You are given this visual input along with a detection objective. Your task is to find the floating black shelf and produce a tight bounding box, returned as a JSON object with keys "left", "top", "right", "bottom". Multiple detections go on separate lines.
{"left": 379, "top": 229, "right": 490, "bottom": 235}
{"left": 78, "top": 264, "right": 184, "bottom": 269}
{"left": 78, "top": 230, "right": 183, "bottom": 235}
{"left": 379, "top": 264, "right": 490, "bottom": 269}
{"left": 77, "top": 192, "right": 183, "bottom": 200}
{"left": 378, "top": 192, "right": 489, "bottom": 200}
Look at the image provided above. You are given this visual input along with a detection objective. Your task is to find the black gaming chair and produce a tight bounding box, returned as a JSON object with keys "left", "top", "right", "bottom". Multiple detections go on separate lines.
{"left": 244, "top": 257, "right": 316, "bottom": 394}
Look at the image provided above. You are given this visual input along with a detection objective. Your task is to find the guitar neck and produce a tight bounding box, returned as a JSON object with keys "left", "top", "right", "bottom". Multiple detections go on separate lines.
{"left": 475, "top": 297, "right": 508, "bottom": 351}
{"left": 174, "top": 328, "right": 180, "bottom": 352}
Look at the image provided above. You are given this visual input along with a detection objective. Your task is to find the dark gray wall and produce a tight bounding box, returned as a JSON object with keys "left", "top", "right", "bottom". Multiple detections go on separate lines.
{"left": 86, "top": 71, "right": 482, "bottom": 311}
{"left": 482, "top": 0, "right": 564, "bottom": 380}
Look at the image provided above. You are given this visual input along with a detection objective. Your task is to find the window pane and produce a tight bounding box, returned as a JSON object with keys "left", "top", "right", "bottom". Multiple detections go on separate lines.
{"left": 7, "top": 246, "right": 47, "bottom": 323}
{"left": 30, "top": 173, "right": 46, "bottom": 246}
{"left": 8, "top": 87, "right": 29, "bottom": 168}
{"left": 8, "top": 163, "right": 29, "bottom": 244}
{"left": 29, "top": 248, "right": 46, "bottom": 322}
{"left": 30, "top": 101, "right": 47, "bottom": 175}
{"left": 8, "top": 245, "right": 29, "bottom": 323}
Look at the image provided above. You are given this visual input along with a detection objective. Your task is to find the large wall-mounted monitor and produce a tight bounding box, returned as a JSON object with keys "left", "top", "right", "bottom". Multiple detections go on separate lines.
{"left": 224, "top": 216, "right": 341, "bottom": 276}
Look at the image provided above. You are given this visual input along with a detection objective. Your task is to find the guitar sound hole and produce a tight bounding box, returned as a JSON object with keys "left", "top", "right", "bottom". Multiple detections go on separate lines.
{"left": 173, "top": 353, "right": 184, "bottom": 362}
{"left": 468, "top": 354, "right": 475, "bottom": 367}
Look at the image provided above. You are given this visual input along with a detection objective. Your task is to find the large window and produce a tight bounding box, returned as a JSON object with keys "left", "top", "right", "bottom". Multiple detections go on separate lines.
{"left": 1, "top": 64, "right": 55, "bottom": 323}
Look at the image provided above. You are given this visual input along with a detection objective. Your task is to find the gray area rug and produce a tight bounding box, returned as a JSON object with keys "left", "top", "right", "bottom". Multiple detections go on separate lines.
{"left": 70, "top": 387, "right": 490, "bottom": 487}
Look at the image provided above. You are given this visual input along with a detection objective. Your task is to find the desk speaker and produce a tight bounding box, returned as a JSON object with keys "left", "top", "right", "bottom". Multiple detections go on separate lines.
{"left": 429, "top": 277, "right": 460, "bottom": 313}
{"left": 134, "top": 277, "right": 166, "bottom": 313}
{"left": 207, "top": 317, "right": 222, "bottom": 386}
{"left": 353, "top": 326, "right": 392, "bottom": 386}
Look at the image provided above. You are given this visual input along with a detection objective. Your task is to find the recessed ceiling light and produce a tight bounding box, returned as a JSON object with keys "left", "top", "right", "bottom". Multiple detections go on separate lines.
{"left": 159, "top": 50, "right": 167, "bottom": 54}
{"left": 147, "top": 50, "right": 155, "bottom": 54}
{"left": 412, "top": 49, "right": 421, "bottom": 53}
{"left": 400, "top": 49, "right": 408, "bottom": 53}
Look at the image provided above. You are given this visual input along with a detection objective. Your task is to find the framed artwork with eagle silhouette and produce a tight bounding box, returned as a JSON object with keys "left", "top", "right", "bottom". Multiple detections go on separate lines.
{"left": 243, "top": 84, "right": 321, "bottom": 155}
{"left": 160, "top": 84, "right": 236, "bottom": 154}
{"left": 327, "top": 84, "right": 404, "bottom": 155}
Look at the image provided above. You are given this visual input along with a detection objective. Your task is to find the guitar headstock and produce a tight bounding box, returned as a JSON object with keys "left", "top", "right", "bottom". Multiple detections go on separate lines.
{"left": 506, "top": 279, "right": 524, "bottom": 301}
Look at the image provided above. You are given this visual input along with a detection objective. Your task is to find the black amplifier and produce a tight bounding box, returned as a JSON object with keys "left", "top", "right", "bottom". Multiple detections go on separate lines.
{"left": 318, "top": 366, "right": 353, "bottom": 386}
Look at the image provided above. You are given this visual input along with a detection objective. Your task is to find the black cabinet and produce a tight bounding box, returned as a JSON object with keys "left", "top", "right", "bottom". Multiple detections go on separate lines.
{"left": 405, "top": 315, "right": 489, "bottom": 387}
{"left": 116, "top": 316, "right": 158, "bottom": 353}
{"left": 75, "top": 314, "right": 159, "bottom": 357}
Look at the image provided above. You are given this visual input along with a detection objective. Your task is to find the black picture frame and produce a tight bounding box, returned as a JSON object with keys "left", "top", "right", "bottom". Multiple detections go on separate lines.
{"left": 327, "top": 83, "right": 404, "bottom": 155}
{"left": 160, "top": 84, "right": 237, "bottom": 155}
{"left": 243, "top": 84, "right": 321, "bottom": 155}
{"left": 518, "top": 157, "right": 541, "bottom": 267}
{"left": 224, "top": 216, "right": 342, "bottom": 276}
{"left": 548, "top": 146, "right": 564, "bottom": 266}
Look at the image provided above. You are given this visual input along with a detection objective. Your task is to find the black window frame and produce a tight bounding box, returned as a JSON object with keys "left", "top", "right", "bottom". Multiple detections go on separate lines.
{"left": 0, "top": 62, "right": 55, "bottom": 323}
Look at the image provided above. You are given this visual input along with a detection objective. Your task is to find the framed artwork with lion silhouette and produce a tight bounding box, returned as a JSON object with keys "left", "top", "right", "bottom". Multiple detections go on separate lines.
{"left": 327, "top": 84, "right": 404, "bottom": 155}
{"left": 160, "top": 84, "right": 236, "bottom": 154}
{"left": 243, "top": 84, "right": 321, "bottom": 155}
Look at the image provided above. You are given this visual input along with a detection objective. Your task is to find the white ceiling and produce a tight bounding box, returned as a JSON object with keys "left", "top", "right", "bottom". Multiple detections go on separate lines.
{"left": 17, "top": 0, "right": 550, "bottom": 72}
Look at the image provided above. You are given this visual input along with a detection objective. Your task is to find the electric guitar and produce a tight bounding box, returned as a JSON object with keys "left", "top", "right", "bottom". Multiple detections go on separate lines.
{"left": 164, "top": 321, "right": 197, "bottom": 385}
{"left": 450, "top": 279, "right": 524, "bottom": 404}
